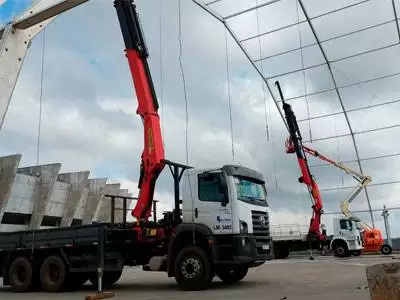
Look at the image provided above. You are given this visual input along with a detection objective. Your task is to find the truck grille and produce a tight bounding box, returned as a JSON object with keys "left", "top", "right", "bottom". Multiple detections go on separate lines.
{"left": 251, "top": 210, "right": 270, "bottom": 255}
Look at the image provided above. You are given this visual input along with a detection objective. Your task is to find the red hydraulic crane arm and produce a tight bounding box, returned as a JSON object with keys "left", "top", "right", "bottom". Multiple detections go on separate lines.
{"left": 114, "top": 0, "right": 165, "bottom": 221}
{"left": 275, "top": 81, "right": 324, "bottom": 242}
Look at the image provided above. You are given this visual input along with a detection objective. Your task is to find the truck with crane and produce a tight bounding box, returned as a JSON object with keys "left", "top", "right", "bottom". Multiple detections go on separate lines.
{"left": 0, "top": 0, "right": 272, "bottom": 293}
{"left": 271, "top": 81, "right": 364, "bottom": 259}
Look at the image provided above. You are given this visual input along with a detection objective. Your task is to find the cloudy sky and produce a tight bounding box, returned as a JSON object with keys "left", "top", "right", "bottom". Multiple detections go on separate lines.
{"left": 1, "top": 0, "right": 400, "bottom": 237}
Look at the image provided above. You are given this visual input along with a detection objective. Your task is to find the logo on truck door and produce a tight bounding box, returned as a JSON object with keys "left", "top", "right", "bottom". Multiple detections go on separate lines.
{"left": 214, "top": 215, "right": 232, "bottom": 231}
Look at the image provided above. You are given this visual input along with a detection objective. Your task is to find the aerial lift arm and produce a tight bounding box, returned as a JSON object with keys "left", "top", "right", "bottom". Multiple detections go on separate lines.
{"left": 275, "top": 81, "right": 324, "bottom": 241}
{"left": 114, "top": 0, "right": 165, "bottom": 222}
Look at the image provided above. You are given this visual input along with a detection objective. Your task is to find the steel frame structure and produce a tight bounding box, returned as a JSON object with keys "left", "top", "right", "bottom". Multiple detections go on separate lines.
{"left": 194, "top": 0, "right": 400, "bottom": 226}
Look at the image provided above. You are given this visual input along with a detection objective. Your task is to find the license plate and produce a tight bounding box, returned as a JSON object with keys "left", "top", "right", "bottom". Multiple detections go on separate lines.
{"left": 262, "top": 244, "right": 269, "bottom": 250}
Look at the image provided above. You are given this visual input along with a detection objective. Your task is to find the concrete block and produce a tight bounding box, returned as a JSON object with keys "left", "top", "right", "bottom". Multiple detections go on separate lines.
{"left": 366, "top": 262, "right": 400, "bottom": 300}
{"left": 81, "top": 178, "right": 108, "bottom": 225}
{"left": 16, "top": 163, "right": 62, "bottom": 230}
{"left": 0, "top": 154, "right": 21, "bottom": 221}
{"left": 58, "top": 171, "right": 90, "bottom": 227}
{"left": 94, "top": 183, "right": 121, "bottom": 223}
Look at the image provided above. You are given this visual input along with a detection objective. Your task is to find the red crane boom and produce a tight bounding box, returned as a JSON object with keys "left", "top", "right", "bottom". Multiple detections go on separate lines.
{"left": 275, "top": 81, "right": 325, "bottom": 242}
{"left": 114, "top": 0, "right": 165, "bottom": 222}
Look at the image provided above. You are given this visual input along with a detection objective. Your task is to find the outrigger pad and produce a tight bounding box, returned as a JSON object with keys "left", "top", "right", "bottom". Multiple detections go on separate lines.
{"left": 85, "top": 292, "right": 115, "bottom": 300}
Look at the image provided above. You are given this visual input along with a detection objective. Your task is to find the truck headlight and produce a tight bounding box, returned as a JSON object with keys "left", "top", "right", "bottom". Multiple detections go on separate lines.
{"left": 239, "top": 220, "right": 248, "bottom": 234}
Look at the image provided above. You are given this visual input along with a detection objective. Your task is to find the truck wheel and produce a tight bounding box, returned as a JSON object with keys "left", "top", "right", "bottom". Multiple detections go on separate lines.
{"left": 174, "top": 245, "right": 213, "bottom": 291}
{"left": 40, "top": 255, "right": 67, "bottom": 293}
{"left": 8, "top": 256, "right": 34, "bottom": 293}
{"left": 333, "top": 244, "right": 348, "bottom": 258}
{"left": 216, "top": 266, "right": 248, "bottom": 284}
{"left": 89, "top": 270, "right": 123, "bottom": 288}
{"left": 381, "top": 244, "right": 393, "bottom": 255}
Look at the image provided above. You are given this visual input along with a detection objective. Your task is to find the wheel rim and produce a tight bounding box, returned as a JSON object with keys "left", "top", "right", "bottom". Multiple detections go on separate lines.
{"left": 337, "top": 247, "right": 344, "bottom": 255}
{"left": 382, "top": 246, "right": 390, "bottom": 254}
{"left": 181, "top": 257, "right": 202, "bottom": 279}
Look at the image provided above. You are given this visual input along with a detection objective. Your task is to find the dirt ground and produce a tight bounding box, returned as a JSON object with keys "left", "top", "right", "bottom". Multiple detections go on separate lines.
{"left": 1, "top": 255, "right": 397, "bottom": 300}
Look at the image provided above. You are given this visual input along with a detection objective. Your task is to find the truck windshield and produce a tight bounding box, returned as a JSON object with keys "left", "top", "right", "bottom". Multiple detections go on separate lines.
{"left": 234, "top": 176, "right": 267, "bottom": 206}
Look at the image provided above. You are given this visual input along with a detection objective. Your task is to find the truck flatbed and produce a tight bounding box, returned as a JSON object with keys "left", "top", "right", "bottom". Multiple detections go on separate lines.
{"left": 0, "top": 223, "right": 133, "bottom": 252}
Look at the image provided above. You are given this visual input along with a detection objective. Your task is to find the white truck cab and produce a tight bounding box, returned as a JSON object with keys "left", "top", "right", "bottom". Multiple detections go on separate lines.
{"left": 181, "top": 164, "right": 272, "bottom": 263}
{"left": 330, "top": 217, "right": 363, "bottom": 257}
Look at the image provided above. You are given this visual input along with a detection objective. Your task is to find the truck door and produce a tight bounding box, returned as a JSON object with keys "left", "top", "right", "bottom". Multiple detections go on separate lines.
{"left": 194, "top": 171, "right": 233, "bottom": 234}
{"left": 338, "top": 219, "right": 357, "bottom": 241}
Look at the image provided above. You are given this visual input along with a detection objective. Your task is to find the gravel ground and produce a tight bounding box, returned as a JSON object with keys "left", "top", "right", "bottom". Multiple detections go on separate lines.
{"left": 1, "top": 255, "right": 397, "bottom": 300}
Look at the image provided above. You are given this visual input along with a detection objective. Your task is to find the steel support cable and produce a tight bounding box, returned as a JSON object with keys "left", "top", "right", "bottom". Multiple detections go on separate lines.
{"left": 298, "top": 98, "right": 400, "bottom": 123}
{"left": 303, "top": 123, "right": 400, "bottom": 144}
{"left": 224, "top": 27, "right": 235, "bottom": 162}
{"left": 295, "top": 0, "right": 312, "bottom": 142}
{"left": 178, "top": 0, "right": 189, "bottom": 166}
{"left": 265, "top": 42, "right": 399, "bottom": 80}
{"left": 310, "top": 152, "right": 400, "bottom": 168}
{"left": 178, "top": 0, "right": 196, "bottom": 242}
{"left": 37, "top": 29, "right": 46, "bottom": 166}
{"left": 241, "top": 0, "right": 371, "bottom": 43}
{"left": 204, "top": 0, "right": 223, "bottom": 6}
{"left": 254, "top": 18, "right": 398, "bottom": 63}
{"left": 320, "top": 180, "right": 400, "bottom": 192}
{"left": 297, "top": 0, "right": 375, "bottom": 227}
{"left": 324, "top": 207, "right": 400, "bottom": 215}
{"left": 392, "top": 0, "right": 400, "bottom": 42}
{"left": 223, "top": 0, "right": 282, "bottom": 20}
{"left": 192, "top": 0, "right": 289, "bottom": 132}
{"left": 282, "top": 69, "right": 400, "bottom": 103}
{"left": 159, "top": 0, "right": 165, "bottom": 150}
{"left": 256, "top": 0, "right": 270, "bottom": 141}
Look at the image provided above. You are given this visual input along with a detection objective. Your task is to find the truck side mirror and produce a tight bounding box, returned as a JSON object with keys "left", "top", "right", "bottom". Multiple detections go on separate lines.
{"left": 217, "top": 173, "right": 229, "bottom": 206}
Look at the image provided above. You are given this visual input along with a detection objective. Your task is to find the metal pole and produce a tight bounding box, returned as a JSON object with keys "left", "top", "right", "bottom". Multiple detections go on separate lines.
{"left": 153, "top": 200, "right": 159, "bottom": 223}
{"left": 174, "top": 165, "right": 180, "bottom": 223}
{"left": 110, "top": 196, "right": 115, "bottom": 224}
{"left": 98, "top": 226, "right": 105, "bottom": 293}
{"left": 382, "top": 205, "right": 392, "bottom": 247}
{"left": 123, "top": 197, "right": 127, "bottom": 226}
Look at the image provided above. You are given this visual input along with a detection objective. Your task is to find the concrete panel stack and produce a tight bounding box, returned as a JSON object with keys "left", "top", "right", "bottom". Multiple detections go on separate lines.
{"left": 0, "top": 154, "right": 132, "bottom": 232}
{"left": 81, "top": 178, "right": 108, "bottom": 225}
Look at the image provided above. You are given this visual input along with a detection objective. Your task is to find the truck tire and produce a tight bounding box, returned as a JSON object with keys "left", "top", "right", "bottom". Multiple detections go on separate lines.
{"left": 274, "top": 244, "right": 290, "bottom": 259}
{"left": 40, "top": 255, "right": 67, "bottom": 293}
{"left": 333, "top": 244, "right": 349, "bottom": 258}
{"left": 216, "top": 266, "right": 248, "bottom": 284}
{"left": 380, "top": 244, "right": 392, "bottom": 255}
{"left": 8, "top": 256, "right": 34, "bottom": 293}
{"left": 88, "top": 270, "right": 123, "bottom": 288}
{"left": 174, "top": 245, "right": 213, "bottom": 291}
